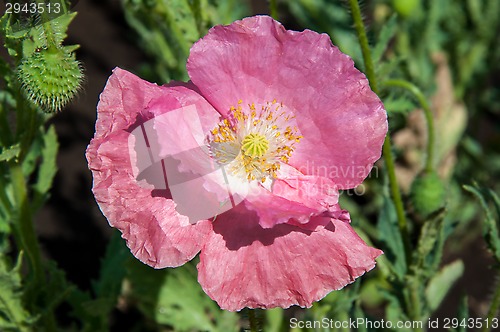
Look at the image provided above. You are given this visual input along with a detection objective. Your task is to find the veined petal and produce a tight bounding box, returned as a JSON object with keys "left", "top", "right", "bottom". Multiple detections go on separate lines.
{"left": 86, "top": 68, "right": 217, "bottom": 268}
{"left": 243, "top": 164, "right": 339, "bottom": 228}
{"left": 197, "top": 204, "right": 382, "bottom": 311}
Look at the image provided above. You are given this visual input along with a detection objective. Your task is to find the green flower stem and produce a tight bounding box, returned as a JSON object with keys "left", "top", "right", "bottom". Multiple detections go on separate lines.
{"left": 269, "top": 0, "right": 278, "bottom": 20}
{"left": 9, "top": 161, "right": 43, "bottom": 288}
{"left": 382, "top": 137, "right": 411, "bottom": 264}
{"left": 482, "top": 272, "right": 500, "bottom": 332}
{"left": 382, "top": 79, "right": 435, "bottom": 173}
{"left": 248, "top": 309, "right": 259, "bottom": 332}
{"left": 10, "top": 94, "right": 54, "bottom": 329}
{"left": 14, "top": 91, "right": 38, "bottom": 161}
{"left": 60, "top": 0, "right": 68, "bottom": 13}
{"left": 162, "top": 6, "right": 192, "bottom": 57}
{"left": 0, "top": 166, "right": 13, "bottom": 213}
{"left": 35, "top": 0, "right": 59, "bottom": 50}
{"left": 348, "top": 0, "right": 378, "bottom": 92}
{"left": 0, "top": 102, "right": 13, "bottom": 146}
{"left": 9, "top": 161, "right": 57, "bottom": 331}
{"left": 348, "top": 0, "right": 411, "bottom": 265}
{"left": 409, "top": 280, "right": 424, "bottom": 332}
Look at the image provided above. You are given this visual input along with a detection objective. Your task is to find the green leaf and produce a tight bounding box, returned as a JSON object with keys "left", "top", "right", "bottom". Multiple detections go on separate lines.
{"left": 359, "top": 278, "right": 385, "bottom": 309}
{"left": 0, "top": 253, "right": 37, "bottom": 331}
{"left": 383, "top": 96, "right": 417, "bottom": 114}
{"left": 41, "top": 261, "right": 74, "bottom": 316}
{"left": 425, "top": 260, "right": 464, "bottom": 312}
{"left": 285, "top": 0, "right": 363, "bottom": 65}
{"left": 0, "top": 92, "right": 15, "bottom": 145}
{"left": 64, "top": 233, "right": 129, "bottom": 332}
{"left": 415, "top": 211, "right": 445, "bottom": 269}
{"left": 377, "top": 192, "right": 407, "bottom": 279}
{"left": 264, "top": 308, "right": 285, "bottom": 332}
{"left": 0, "top": 13, "right": 30, "bottom": 40}
{"left": 21, "top": 133, "right": 43, "bottom": 179}
{"left": 22, "top": 12, "right": 78, "bottom": 58}
{"left": 122, "top": 0, "right": 206, "bottom": 81}
{"left": 203, "top": 0, "right": 250, "bottom": 25}
{"left": 67, "top": 289, "right": 101, "bottom": 332}
{"left": 376, "top": 55, "right": 405, "bottom": 83}
{"left": 351, "top": 303, "right": 368, "bottom": 332}
{"left": 372, "top": 15, "right": 398, "bottom": 64}
{"left": 122, "top": 0, "right": 250, "bottom": 82}
{"left": 466, "top": 0, "right": 482, "bottom": 30}
{"left": 463, "top": 184, "right": 500, "bottom": 262}
{"left": 126, "top": 259, "right": 239, "bottom": 332}
{"left": 0, "top": 144, "right": 20, "bottom": 162}
{"left": 92, "top": 231, "right": 128, "bottom": 308}
{"left": 0, "top": 14, "right": 25, "bottom": 58}
{"left": 72, "top": 231, "right": 129, "bottom": 331}
{"left": 0, "top": 164, "right": 12, "bottom": 239}
{"left": 452, "top": 295, "right": 469, "bottom": 332}
{"left": 32, "top": 126, "right": 59, "bottom": 210}
{"left": 384, "top": 287, "right": 411, "bottom": 327}
{"left": 317, "top": 279, "right": 359, "bottom": 315}
{"left": 34, "top": 125, "right": 58, "bottom": 194}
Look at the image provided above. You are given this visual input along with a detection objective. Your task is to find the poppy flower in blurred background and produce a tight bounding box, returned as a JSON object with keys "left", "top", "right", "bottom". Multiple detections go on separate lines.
{"left": 86, "top": 15, "right": 387, "bottom": 311}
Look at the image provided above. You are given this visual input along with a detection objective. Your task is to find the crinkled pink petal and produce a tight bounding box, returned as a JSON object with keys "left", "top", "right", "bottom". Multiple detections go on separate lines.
{"left": 197, "top": 204, "right": 382, "bottom": 311}
{"left": 273, "top": 164, "right": 339, "bottom": 209}
{"left": 86, "top": 68, "right": 217, "bottom": 268}
{"left": 243, "top": 187, "right": 320, "bottom": 228}
{"left": 187, "top": 15, "right": 387, "bottom": 189}
{"left": 243, "top": 164, "right": 339, "bottom": 228}
{"left": 139, "top": 95, "right": 238, "bottom": 223}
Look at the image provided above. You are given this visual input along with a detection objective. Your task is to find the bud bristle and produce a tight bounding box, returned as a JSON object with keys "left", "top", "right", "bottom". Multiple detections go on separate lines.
{"left": 18, "top": 47, "right": 83, "bottom": 113}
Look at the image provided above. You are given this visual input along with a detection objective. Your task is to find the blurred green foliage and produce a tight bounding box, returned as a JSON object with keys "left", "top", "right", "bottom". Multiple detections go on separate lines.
{"left": 121, "top": 0, "right": 250, "bottom": 82}
{"left": 0, "top": 253, "right": 37, "bottom": 331}
{"left": 0, "top": 0, "right": 82, "bottom": 330}
{"left": 125, "top": 256, "right": 239, "bottom": 332}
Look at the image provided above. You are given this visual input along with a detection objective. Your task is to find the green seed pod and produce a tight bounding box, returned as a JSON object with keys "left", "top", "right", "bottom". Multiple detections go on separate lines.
{"left": 17, "top": 47, "right": 83, "bottom": 113}
{"left": 410, "top": 171, "right": 446, "bottom": 217}
{"left": 391, "top": 0, "right": 420, "bottom": 18}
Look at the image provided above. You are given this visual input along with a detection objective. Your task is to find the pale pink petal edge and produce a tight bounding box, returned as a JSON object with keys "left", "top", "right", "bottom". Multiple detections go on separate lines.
{"left": 197, "top": 205, "right": 382, "bottom": 311}
{"left": 86, "top": 68, "right": 214, "bottom": 268}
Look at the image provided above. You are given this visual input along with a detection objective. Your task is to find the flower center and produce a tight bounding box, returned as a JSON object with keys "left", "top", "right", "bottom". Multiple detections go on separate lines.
{"left": 241, "top": 133, "right": 269, "bottom": 158}
{"left": 209, "top": 100, "right": 302, "bottom": 184}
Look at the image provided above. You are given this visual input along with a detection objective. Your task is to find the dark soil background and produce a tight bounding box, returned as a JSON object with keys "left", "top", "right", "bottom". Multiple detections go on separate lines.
{"left": 26, "top": 0, "right": 496, "bottom": 330}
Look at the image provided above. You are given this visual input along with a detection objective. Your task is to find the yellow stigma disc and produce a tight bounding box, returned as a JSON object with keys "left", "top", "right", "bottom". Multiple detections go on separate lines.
{"left": 241, "top": 133, "right": 269, "bottom": 158}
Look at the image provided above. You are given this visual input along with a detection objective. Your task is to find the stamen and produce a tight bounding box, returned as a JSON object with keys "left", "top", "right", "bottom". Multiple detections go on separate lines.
{"left": 208, "top": 99, "right": 302, "bottom": 184}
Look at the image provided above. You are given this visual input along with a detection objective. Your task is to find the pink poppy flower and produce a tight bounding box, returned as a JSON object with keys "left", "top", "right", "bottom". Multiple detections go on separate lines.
{"left": 86, "top": 15, "right": 387, "bottom": 311}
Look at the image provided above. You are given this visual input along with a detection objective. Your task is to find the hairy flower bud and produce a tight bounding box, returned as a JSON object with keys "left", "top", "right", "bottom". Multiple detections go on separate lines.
{"left": 17, "top": 47, "right": 82, "bottom": 112}
{"left": 391, "top": 0, "right": 420, "bottom": 18}
{"left": 410, "top": 171, "right": 446, "bottom": 217}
